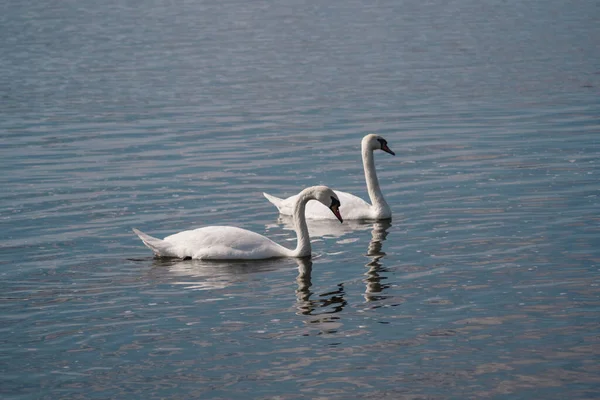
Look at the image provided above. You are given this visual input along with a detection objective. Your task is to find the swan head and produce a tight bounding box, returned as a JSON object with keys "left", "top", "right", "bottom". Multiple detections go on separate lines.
{"left": 308, "top": 185, "right": 344, "bottom": 223}
{"left": 363, "top": 134, "right": 395, "bottom": 156}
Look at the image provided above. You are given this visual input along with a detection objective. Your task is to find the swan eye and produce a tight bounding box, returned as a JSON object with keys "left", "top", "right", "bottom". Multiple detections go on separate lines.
{"left": 330, "top": 196, "right": 340, "bottom": 209}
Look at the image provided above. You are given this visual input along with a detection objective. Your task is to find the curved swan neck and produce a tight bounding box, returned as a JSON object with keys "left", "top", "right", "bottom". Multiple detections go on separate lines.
{"left": 362, "top": 142, "right": 390, "bottom": 215}
{"left": 291, "top": 190, "right": 312, "bottom": 257}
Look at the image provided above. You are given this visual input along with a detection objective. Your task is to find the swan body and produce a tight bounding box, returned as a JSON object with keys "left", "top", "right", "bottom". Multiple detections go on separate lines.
{"left": 264, "top": 134, "right": 395, "bottom": 220}
{"left": 133, "top": 185, "right": 342, "bottom": 260}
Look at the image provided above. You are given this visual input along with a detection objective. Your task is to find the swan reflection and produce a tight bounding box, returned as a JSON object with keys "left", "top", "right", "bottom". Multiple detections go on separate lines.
{"left": 271, "top": 214, "right": 373, "bottom": 239}
{"left": 293, "top": 220, "right": 392, "bottom": 317}
{"left": 148, "top": 257, "right": 289, "bottom": 290}
{"left": 364, "top": 220, "right": 392, "bottom": 302}
{"left": 295, "top": 258, "right": 347, "bottom": 319}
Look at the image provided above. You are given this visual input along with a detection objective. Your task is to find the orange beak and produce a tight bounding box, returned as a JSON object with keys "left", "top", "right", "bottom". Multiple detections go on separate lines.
{"left": 331, "top": 205, "right": 343, "bottom": 223}
{"left": 382, "top": 144, "right": 395, "bottom": 156}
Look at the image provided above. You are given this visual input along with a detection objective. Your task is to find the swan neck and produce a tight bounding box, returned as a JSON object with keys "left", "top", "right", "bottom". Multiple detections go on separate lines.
{"left": 362, "top": 144, "right": 389, "bottom": 213}
{"left": 292, "top": 192, "right": 312, "bottom": 257}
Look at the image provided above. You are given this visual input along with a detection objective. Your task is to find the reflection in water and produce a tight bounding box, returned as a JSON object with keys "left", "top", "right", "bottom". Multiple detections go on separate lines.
{"left": 272, "top": 214, "right": 373, "bottom": 238}
{"left": 295, "top": 257, "right": 313, "bottom": 311}
{"left": 294, "top": 221, "right": 392, "bottom": 321}
{"left": 364, "top": 221, "right": 392, "bottom": 302}
{"left": 295, "top": 258, "right": 347, "bottom": 320}
{"left": 147, "top": 257, "right": 288, "bottom": 290}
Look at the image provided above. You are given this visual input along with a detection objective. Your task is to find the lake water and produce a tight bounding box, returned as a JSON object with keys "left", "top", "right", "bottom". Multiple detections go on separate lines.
{"left": 1, "top": 0, "right": 599, "bottom": 398}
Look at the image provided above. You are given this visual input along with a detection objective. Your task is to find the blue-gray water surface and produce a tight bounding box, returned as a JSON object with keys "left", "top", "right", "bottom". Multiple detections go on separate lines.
{"left": 1, "top": 0, "right": 599, "bottom": 398}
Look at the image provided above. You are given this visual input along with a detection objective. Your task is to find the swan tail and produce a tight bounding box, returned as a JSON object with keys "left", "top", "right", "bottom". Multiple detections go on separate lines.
{"left": 132, "top": 228, "right": 172, "bottom": 257}
{"left": 263, "top": 192, "right": 284, "bottom": 211}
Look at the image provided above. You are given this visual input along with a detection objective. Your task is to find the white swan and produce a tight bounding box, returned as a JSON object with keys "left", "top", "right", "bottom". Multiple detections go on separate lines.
{"left": 132, "top": 185, "right": 343, "bottom": 260}
{"left": 263, "top": 134, "right": 395, "bottom": 220}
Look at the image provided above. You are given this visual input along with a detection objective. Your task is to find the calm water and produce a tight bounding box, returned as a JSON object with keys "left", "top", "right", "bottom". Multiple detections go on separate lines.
{"left": 2, "top": 0, "right": 599, "bottom": 398}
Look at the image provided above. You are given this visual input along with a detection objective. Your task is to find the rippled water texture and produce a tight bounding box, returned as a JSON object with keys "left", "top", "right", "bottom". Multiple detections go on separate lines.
{"left": 1, "top": 0, "right": 599, "bottom": 398}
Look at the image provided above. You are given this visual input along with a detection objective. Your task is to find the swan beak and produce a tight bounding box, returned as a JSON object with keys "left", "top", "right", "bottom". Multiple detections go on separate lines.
{"left": 330, "top": 205, "right": 344, "bottom": 223}
{"left": 382, "top": 144, "right": 395, "bottom": 156}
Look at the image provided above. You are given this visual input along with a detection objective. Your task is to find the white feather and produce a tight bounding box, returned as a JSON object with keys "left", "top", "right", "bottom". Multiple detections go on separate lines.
{"left": 133, "top": 186, "right": 342, "bottom": 260}
{"left": 264, "top": 134, "right": 394, "bottom": 220}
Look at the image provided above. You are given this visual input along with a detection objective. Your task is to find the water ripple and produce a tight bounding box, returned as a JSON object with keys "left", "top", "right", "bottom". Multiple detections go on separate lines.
{"left": 1, "top": 0, "right": 599, "bottom": 398}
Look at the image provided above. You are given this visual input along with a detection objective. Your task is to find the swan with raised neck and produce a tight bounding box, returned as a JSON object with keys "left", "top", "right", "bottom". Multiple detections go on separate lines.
{"left": 263, "top": 134, "right": 394, "bottom": 220}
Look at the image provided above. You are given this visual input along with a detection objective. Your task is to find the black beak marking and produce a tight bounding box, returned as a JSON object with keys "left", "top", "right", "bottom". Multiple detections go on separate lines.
{"left": 377, "top": 138, "right": 395, "bottom": 156}
{"left": 329, "top": 196, "right": 343, "bottom": 223}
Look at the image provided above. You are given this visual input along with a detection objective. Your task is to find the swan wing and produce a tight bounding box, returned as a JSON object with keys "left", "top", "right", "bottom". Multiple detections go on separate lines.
{"left": 264, "top": 190, "right": 374, "bottom": 220}
{"left": 333, "top": 190, "right": 373, "bottom": 219}
{"left": 163, "top": 226, "right": 291, "bottom": 260}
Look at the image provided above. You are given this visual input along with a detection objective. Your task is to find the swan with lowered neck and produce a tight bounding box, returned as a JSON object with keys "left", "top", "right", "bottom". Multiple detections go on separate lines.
{"left": 263, "top": 134, "right": 395, "bottom": 220}
{"left": 133, "top": 185, "right": 343, "bottom": 260}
